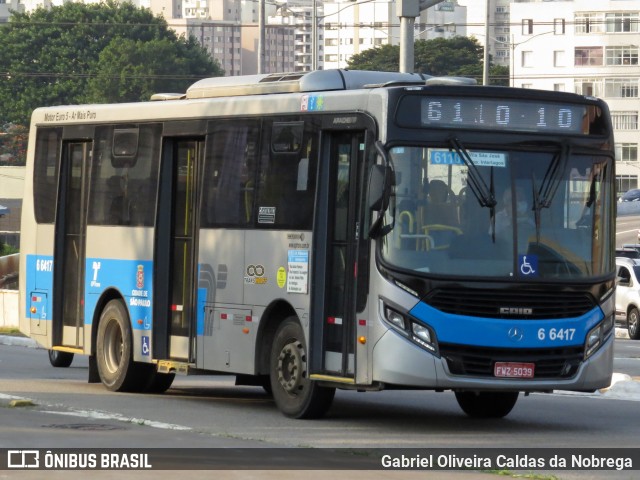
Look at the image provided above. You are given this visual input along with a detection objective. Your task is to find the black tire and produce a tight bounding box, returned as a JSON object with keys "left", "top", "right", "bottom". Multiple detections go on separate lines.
{"left": 628, "top": 307, "right": 640, "bottom": 340}
{"left": 144, "top": 371, "right": 175, "bottom": 393}
{"left": 48, "top": 350, "right": 74, "bottom": 368}
{"left": 96, "top": 299, "right": 144, "bottom": 392}
{"left": 270, "top": 317, "right": 335, "bottom": 419}
{"left": 455, "top": 391, "right": 519, "bottom": 418}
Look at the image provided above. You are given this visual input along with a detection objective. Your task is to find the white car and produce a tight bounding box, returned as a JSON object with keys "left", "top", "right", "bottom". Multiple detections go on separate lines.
{"left": 615, "top": 257, "right": 640, "bottom": 340}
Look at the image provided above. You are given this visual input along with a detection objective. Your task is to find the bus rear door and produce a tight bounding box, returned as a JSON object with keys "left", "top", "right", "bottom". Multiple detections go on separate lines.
{"left": 52, "top": 137, "right": 92, "bottom": 352}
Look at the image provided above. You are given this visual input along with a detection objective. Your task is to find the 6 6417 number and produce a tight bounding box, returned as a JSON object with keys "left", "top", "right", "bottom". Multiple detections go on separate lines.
{"left": 537, "top": 327, "right": 575, "bottom": 341}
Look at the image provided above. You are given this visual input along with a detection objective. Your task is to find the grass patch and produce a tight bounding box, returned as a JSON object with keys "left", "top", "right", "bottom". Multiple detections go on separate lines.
{"left": 0, "top": 327, "right": 23, "bottom": 336}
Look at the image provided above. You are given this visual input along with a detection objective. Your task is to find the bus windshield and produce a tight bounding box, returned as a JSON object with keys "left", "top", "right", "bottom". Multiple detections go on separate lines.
{"left": 382, "top": 144, "right": 614, "bottom": 280}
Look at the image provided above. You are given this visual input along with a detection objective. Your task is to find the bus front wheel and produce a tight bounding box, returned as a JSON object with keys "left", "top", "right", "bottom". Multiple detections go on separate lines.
{"left": 48, "top": 350, "right": 74, "bottom": 368}
{"left": 455, "top": 391, "right": 519, "bottom": 418}
{"left": 96, "top": 299, "right": 141, "bottom": 392}
{"left": 270, "top": 318, "right": 335, "bottom": 419}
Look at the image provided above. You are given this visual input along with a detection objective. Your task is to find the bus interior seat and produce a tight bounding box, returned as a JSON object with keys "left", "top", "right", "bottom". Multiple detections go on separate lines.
{"left": 422, "top": 179, "right": 460, "bottom": 248}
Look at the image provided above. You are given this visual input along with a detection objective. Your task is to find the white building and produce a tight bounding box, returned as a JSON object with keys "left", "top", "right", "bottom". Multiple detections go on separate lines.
{"left": 460, "top": 0, "right": 511, "bottom": 69}
{"left": 268, "top": 0, "right": 324, "bottom": 72}
{"left": 322, "top": 0, "right": 466, "bottom": 70}
{"left": 510, "top": 0, "right": 640, "bottom": 195}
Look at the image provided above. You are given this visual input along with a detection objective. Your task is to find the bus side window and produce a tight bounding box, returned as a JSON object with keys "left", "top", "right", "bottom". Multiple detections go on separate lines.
{"left": 202, "top": 121, "right": 259, "bottom": 227}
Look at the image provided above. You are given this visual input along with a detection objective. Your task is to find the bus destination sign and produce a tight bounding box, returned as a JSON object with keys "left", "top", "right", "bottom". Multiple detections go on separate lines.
{"left": 420, "top": 97, "right": 588, "bottom": 135}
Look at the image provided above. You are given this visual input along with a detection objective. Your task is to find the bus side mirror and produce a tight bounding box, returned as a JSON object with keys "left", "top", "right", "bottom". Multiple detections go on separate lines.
{"left": 368, "top": 164, "right": 395, "bottom": 238}
{"left": 368, "top": 164, "right": 392, "bottom": 211}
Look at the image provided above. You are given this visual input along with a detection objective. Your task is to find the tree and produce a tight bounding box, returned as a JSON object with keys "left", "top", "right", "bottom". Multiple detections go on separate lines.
{"left": 0, "top": 2, "right": 223, "bottom": 125}
{"left": 346, "top": 36, "right": 508, "bottom": 85}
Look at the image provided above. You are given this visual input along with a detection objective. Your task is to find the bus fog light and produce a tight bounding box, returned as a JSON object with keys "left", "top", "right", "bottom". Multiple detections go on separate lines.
{"left": 585, "top": 325, "right": 602, "bottom": 359}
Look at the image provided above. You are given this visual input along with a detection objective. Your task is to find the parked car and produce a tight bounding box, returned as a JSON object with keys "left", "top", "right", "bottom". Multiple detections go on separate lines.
{"left": 620, "top": 189, "right": 640, "bottom": 202}
{"left": 616, "top": 248, "right": 640, "bottom": 259}
{"left": 615, "top": 257, "right": 640, "bottom": 339}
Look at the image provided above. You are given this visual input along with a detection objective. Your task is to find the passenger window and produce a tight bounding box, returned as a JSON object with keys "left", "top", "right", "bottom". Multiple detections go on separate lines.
{"left": 33, "top": 128, "right": 62, "bottom": 224}
{"left": 88, "top": 124, "right": 161, "bottom": 226}
{"left": 201, "top": 120, "right": 260, "bottom": 227}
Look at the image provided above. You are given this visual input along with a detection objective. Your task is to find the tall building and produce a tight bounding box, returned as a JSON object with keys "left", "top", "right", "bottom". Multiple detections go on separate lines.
{"left": 459, "top": 0, "right": 511, "bottom": 69}
{"left": 510, "top": 0, "right": 640, "bottom": 195}
{"left": 322, "top": 0, "right": 465, "bottom": 70}
{"left": 268, "top": 0, "right": 324, "bottom": 72}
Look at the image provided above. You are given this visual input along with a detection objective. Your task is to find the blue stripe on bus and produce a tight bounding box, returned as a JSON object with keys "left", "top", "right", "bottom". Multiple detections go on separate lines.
{"left": 25, "top": 255, "right": 153, "bottom": 330}
{"left": 409, "top": 301, "right": 603, "bottom": 348}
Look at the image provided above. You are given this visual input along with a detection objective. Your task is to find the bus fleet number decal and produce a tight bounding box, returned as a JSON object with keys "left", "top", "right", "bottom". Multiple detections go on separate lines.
{"left": 537, "top": 328, "right": 576, "bottom": 341}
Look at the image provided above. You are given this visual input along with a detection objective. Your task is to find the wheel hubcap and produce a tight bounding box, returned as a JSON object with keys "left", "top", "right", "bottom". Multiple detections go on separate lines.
{"left": 277, "top": 340, "right": 306, "bottom": 394}
{"left": 630, "top": 312, "right": 639, "bottom": 336}
{"left": 103, "top": 319, "right": 123, "bottom": 374}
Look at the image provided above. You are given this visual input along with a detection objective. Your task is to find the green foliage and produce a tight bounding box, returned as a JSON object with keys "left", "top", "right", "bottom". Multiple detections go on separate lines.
{"left": 0, "top": 124, "right": 28, "bottom": 166}
{"left": 0, "top": 243, "right": 19, "bottom": 256}
{"left": 346, "top": 36, "right": 509, "bottom": 85}
{"left": 0, "top": 1, "right": 223, "bottom": 125}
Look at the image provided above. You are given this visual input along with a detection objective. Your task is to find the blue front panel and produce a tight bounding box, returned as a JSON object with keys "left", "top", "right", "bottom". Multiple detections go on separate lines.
{"left": 409, "top": 301, "right": 603, "bottom": 348}
{"left": 84, "top": 258, "right": 153, "bottom": 330}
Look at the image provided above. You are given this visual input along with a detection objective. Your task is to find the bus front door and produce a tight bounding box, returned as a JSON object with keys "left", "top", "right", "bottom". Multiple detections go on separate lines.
{"left": 154, "top": 138, "right": 204, "bottom": 362}
{"left": 52, "top": 141, "right": 91, "bottom": 351}
{"left": 312, "top": 131, "right": 365, "bottom": 379}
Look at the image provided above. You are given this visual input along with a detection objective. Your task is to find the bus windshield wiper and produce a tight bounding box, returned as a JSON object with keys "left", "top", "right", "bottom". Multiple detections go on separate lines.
{"left": 532, "top": 143, "right": 570, "bottom": 239}
{"left": 449, "top": 137, "right": 497, "bottom": 209}
{"left": 449, "top": 137, "right": 498, "bottom": 240}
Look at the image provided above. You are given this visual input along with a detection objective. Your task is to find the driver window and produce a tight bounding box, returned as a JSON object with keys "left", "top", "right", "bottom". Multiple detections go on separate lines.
{"left": 617, "top": 266, "right": 632, "bottom": 286}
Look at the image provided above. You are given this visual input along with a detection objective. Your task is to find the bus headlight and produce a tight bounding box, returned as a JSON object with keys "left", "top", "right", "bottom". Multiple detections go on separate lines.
{"left": 411, "top": 322, "right": 437, "bottom": 353}
{"left": 384, "top": 307, "right": 406, "bottom": 330}
{"left": 584, "top": 316, "right": 614, "bottom": 360}
{"left": 380, "top": 300, "right": 438, "bottom": 355}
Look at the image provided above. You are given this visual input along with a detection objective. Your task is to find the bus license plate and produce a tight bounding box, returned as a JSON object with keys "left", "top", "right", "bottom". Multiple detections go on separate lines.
{"left": 494, "top": 362, "right": 535, "bottom": 378}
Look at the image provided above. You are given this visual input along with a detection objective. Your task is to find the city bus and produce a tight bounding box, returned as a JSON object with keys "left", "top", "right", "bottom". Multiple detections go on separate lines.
{"left": 19, "top": 69, "right": 615, "bottom": 419}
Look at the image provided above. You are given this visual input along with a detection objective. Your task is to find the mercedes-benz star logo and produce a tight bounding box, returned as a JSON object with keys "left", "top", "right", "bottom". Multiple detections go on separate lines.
{"left": 508, "top": 327, "right": 524, "bottom": 342}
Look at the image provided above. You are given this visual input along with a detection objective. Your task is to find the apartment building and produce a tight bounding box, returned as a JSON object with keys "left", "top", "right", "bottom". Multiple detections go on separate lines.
{"left": 460, "top": 0, "right": 511, "bottom": 68}
{"left": 510, "top": 0, "right": 640, "bottom": 195}
{"left": 322, "top": 0, "right": 466, "bottom": 70}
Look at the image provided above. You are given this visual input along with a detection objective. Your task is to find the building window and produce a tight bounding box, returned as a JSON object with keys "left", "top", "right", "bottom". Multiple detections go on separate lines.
{"left": 521, "top": 50, "right": 533, "bottom": 67}
{"left": 575, "top": 78, "right": 602, "bottom": 97}
{"left": 617, "top": 175, "right": 638, "bottom": 194}
{"left": 606, "top": 46, "right": 639, "bottom": 66}
{"left": 522, "top": 19, "right": 533, "bottom": 35}
{"left": 616, "top": 143, "right": 638, "bottom": 162}
{"left": 605, "top": 78, "right": 639, "bottom": 98}
{"left": 575, "top": 13, "right": 604, "bottom": 34}
{"left": 575, "top": 47, "right": 603, "bottom": 66}
{"left": 612, "top": 111, "right": 639, "bottom": 130}
{"left": 496, "top": 49, "right": 508, "bottom": 58}
{"left": 521, "top": 84, "right": 533, "bottom": 89}
{"left": 554, "top": 50, "right": 565, "bottom": 67}
{"left": 554, "top": 83, "right": 565, "bottom": 92}
{"left": 554, "top": 18, "right": 565, "bottom": 35}
{"left": 606, "top": 13, "right": 638, "bottom": 33}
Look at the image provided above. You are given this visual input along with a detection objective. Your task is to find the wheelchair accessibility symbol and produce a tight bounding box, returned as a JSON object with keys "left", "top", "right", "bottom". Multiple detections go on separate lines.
{"left": 142, "top": 336, "right": 150, "bottom": 356}
{"left": 519, "top": 255, "right": 538, "bottom": 277}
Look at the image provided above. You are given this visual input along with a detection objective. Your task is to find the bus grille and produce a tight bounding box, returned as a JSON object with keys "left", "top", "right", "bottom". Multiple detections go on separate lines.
{"left": 439, "top": 344, "right": 584, "bottom": 379}
{"left": 425, "top": 288, "right": 596, "bottom": 319}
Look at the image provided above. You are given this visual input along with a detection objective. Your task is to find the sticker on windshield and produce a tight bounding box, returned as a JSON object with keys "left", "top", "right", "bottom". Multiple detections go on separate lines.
{"left": 518, "top": 254, "right": 538, "bottom": 277}
{"left": 429, "top": 149, "right": 507, "bottom": 168}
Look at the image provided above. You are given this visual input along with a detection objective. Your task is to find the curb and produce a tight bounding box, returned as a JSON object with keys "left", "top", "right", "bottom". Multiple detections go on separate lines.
{"left": 0, "top": 335, "right": 39, "bottom": 348}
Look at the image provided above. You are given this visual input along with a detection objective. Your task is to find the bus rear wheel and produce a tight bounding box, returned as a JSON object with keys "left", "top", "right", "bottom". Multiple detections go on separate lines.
{"left": 96, "top": 299, "right": 144, "bottom": 392}
{"left": 270, "top": 318, "right": 335, "bottom": 419}
{"left": 48, "top": 350, "right": 74, "bottom": 368}
{"left": 455, "top": 391, "right": 519, "bottom": 418}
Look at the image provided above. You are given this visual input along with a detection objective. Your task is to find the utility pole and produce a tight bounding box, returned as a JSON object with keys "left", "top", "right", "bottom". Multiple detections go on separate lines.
{"left": 258, "top": 0, "right": 266, "bottom": 74}
{"left": 397, "top": 0, "right": 446, "bottom": 73}
{"left": 482, "top": 0, "right": 490, "bottom": 85}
